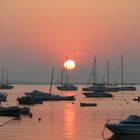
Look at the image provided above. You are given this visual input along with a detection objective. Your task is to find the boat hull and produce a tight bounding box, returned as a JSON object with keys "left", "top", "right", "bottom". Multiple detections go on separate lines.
{"left": 17, "top": 100, "right": 43, "bottom": 105}
{"left": 0, "top": 93, "right": 7, "bottom": 101}
{"left": 82, "top": 91, "right": 113, "bottom": 98}
{"left": 0, "top": 97, "right": 6, "bottom": 101}
{"left": 82, "top": 86, "right": 119, "bottom": 92}
{"left": 80, "top": 102, "right": 97, "bottom": 107}
{"left": 0, "top": 107, "right": 20, "bottom": 117}
{"left": 0, "top": 85, "right": 14, "bottom": 90}
{"left": 17, "top": 97, "right": 43, "bottom": 105}
{"left": 43, "top": 95, "right": 76, "bottom": 101}
{"left": 25, "top": 90, "right": 75, "bottom": 101}
{"left": 57, "top": 86, "right": 78, "bottom": 91}
{"left": 117, "top": 86, "right": 136, "bottom": 91}
{"left": 106, "top": 123, "right": 140, "bottom": 135}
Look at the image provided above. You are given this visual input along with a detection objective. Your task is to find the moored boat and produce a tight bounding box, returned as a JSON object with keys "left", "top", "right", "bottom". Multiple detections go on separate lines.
{"left": 57, "top": 83, "right": 78, "bottom": 91}
{"left": 82, "top": 91, "right": 113, "bottom": 98}
{"left": 45, "top": 94, "right": 75, "bottom": 101}
{"left": 57, "top": 57, "right": 78, "bottom": 91}
{"left": 115, "top": 55, "right": 136, "bottom": 91}
{"left": 17, "top": 96, "right": 43, "bottom": 105}
{"left": 105, "top": 115, "right": 140, "bottom": 135}
{"left": 0, "top": 92, "right": 7, "bottom": 101}
{"left": 0, "top": 67, "right": 14, "bottom": 90}
{"left": 0, "top": 84, "right": 14, "bottom": 90}
{"left": 133, "top": 96, "right": 140, "bottom": 102}
{"left": 25, "top": 89, "right": 51, "bottom": 100}
{"left": 117, "top": 85, "right": 136, "bottom": 91}
{"left": 107, "top": 134, "right": 140, "bottom": 140}
{"left": 0, "top": 106, "right": 20, "bottom": 117}
{"left": 25, "top": 68, "right": 76, "bottom": 101}
{"left": 19, "top": 107, "right": 31, "bottom": 115}
{"left": 25, "top": 89, "right": 75, "bottom": 101}
{"left": 80, "top": 102, "right": 97, "bottom": 107}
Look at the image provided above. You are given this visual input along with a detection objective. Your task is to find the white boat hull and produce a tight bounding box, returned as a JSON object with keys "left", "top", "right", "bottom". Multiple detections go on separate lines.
{"left": 106, "top": 123, "right": 140, "bottom": 134}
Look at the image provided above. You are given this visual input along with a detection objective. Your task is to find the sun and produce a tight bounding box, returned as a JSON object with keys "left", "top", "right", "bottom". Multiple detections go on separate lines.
{"left": 64, "top": 60, "right": 76, "bottom": 70}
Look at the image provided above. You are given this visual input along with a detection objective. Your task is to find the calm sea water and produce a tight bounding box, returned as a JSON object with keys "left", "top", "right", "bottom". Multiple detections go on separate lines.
{"left": 0, "top": 85, "right": 140, "bottom": 140}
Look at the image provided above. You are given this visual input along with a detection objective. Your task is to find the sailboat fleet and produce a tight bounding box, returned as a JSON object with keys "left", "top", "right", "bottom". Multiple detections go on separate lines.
{"left": 82, "top": 56, "right": 114, "bottom": 98}
{"left": 0, "top": 55, "right": 137, "bottom": 122}
{"left": 0, "top": 66, "right": 14, "bottom": 89}
{"left": 82, "top": 55, "right": 136, "bottom": 97}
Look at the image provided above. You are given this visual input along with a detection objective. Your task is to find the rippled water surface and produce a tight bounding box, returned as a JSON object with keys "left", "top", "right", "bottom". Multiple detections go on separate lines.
{"left": 0, "top": 85, "right": 140, "bottom": 140}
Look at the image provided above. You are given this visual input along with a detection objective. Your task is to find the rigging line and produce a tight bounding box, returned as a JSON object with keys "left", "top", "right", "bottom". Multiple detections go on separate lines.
{"left": 56, "top": 70, "right": 61, "bottom": 84}
{"left": 0, "top": 117, "right": 16, "bottom": 127}
{"left": 85, "top": 63, "right": 93, "bottom": 86}
{"left": 102, "top": 63, "right": 107, "bottom": 84}
{"left": 56, "top": 69, "right": 64, "bottom": 84}
{"left": 115, "top": 58, "right": 121, "bottom": 84}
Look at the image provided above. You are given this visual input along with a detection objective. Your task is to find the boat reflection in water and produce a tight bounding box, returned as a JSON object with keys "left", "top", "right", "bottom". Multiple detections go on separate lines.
{"left": 107, "top": 134, "right": 140, "bottom": 140}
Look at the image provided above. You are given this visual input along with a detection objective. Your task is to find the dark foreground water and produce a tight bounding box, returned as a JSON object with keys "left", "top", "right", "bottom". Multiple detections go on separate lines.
{"left": 0, "top": 85, "right": 140, "bottom": 140}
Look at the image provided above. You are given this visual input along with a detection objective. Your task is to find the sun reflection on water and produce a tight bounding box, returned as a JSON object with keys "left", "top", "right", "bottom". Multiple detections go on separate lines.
{"left": 63, "top": 104, "right": 75, "bottom": 140}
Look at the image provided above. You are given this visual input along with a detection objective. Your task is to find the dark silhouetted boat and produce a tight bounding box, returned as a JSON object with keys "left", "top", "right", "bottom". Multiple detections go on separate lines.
{"left": 25, "top": 89, "right": 51, "bottom": 100}
{"left": 26, "top": 68, "right": 76, "bottom": 101}
{"left": 0, "top": 106, "right": 20, "bottom": 117}
{"left": 25, "top": 89, "right": 75, "bottom": 101}
{"left": 0, "top": 67, "right": 14, "bottom": 90}
{"left": 105, "top": 115, "right": 140, "bottom": 134}
{"left": 0, "top": 84, "right": 14, "bottom": 90}
{"left": 82, "top": 91, "right": 113, "bottom": 98}
{"left": 19, "top": 107, "right": 31, "bottom": 115}
{"left": 107, "top": 134, "right": 140, "bottom": 140}
{"left": 80, "top": 102, "right": 97, "bottom": 107}
{"left": 83, "top": 58, "right": 119, "bottom": 92}
{"left": 17, "top": 96, "right": 43, "bottom": 105}
{"left": 133, "top": 96, "right": 140, "bottom": 102}
{"left": 57, "top": 83, "right": 78, "bottom": 91}
{"left": 0, "top": 92, "right": 7, "bottom": 101}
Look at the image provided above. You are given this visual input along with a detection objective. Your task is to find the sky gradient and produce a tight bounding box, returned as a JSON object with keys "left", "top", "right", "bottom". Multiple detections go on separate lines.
{"left": 0, "top": 0, "right": 140, "bottom": 83}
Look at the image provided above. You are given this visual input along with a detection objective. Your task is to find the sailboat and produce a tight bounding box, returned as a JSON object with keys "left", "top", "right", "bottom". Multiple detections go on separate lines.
{"left": 0, "top": 67, "right": 14, "bottom": 90}
{"left": 102, "top": 60, "right": 119, "bottom": 92}
{"left": 82, "top": 56, "right": 106, "bottom": 92}
{"left": 82, "top": 56, "right": 113, "bottom": 98}
{"left": 25, "top": 68, "right": 75, "bottom": 101}
{"left": 57, "top": 58, "right": 78, "bottom": 91}
{"left": 116, "top": 55, "right": 136, "bottom": 91}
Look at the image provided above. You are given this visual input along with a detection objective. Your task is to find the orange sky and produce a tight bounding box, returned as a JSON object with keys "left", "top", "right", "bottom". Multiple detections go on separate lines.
{"left": 0, "top": 0, "right": 140, "bottom": 82}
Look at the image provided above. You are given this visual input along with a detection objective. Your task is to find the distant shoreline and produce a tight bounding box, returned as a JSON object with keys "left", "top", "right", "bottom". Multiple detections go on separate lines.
{"left": 4, "top": 82, "right": 140, "bottom": 85}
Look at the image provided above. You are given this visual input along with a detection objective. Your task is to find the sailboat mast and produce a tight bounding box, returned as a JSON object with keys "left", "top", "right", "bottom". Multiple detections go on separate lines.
{"left": 107, "top": 60, "right": 109, "bottom": 85}
{"left": 49, "top": 68, "right": 54, "bottom": 94}
{"left": 94, "top": 56, "right": 97, "bottom": 84}
{"left": 2, "top": 66, "right": 4, "bottom": 85}
{"left": 67, "top": 70, "right": 69, "bottom": 84}
{"left": 65, "top": 56, "right": 68, "bottom": 84}
{"left": 6, "top": 70, "right": 8, "bottom": 84}
{"left": 60, "top": 69, "right": 64, "bottom": 84}
{"left": 92, "top": 61, "right": 94, "bottom": 85}
{"left": 121, "top": 55, "right": 124, "bottom": 88}
{"left": 92, "top": 56, "right": 97, "bottom": 85}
